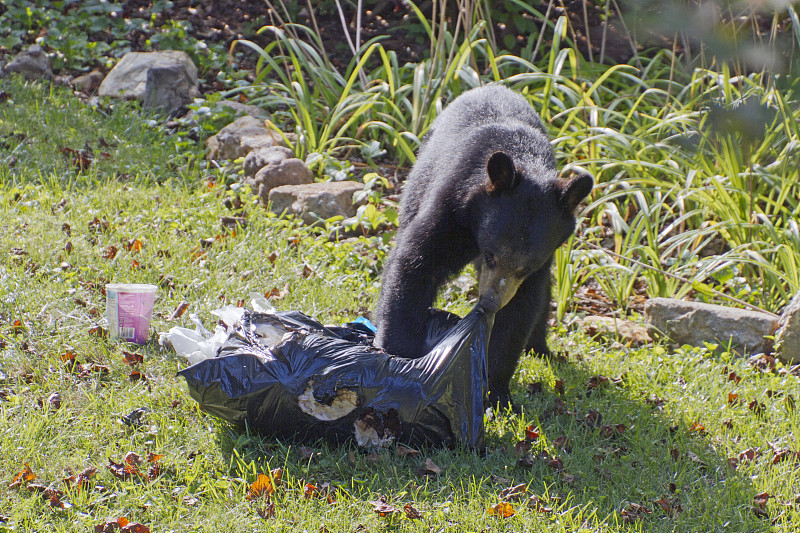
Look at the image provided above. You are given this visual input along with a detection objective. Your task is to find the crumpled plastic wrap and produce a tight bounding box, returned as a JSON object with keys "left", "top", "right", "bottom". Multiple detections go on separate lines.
{"left": 168, "top": 305, "right": 493, "bottom": 450}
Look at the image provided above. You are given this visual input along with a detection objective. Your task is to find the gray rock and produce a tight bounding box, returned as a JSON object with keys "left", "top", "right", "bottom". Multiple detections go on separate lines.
{"left": 206, "top": 115, "right": 285, "bottom": 160}
{"left": 644, "top": 297, "right": 777, "bottom": 355}
{"left": 99, "top": 51, "right": 198, "bottom": 107}
{"left": 776, "top": 293, "right": 800, "bottom": 364}
{"left": 250, "top": 158, "right": 314, "bottom": 203}
{"left": 71, "top": 69, "right": 105, "bottom": 93}
{"left": 581, "top": 316, "right": 651, "bottom": 346}
{"left": 243, "top": 145, "right": 294, "bottom": 177}
{"left": 269, "top": 181, "right": 365, "bottom": 225}
{"left": 0, "top": 45, "right": 52, "bottom": 80}
{"left": 185, "top": 99, "right": 268, "bottom": 121}
{"left": 141, "top": 64, "right": 196, "bottom": 112}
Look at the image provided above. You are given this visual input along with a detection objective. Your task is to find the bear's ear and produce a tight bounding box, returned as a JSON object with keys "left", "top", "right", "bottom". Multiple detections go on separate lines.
{"left": 555, "top": 173, "right": 594, "bottom": 212}
{"left": 486, "top": 151, "right": 520, "bottom": 194}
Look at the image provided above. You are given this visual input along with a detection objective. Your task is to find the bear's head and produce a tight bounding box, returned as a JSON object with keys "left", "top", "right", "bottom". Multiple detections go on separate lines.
{"left": 473, "top": 150, "right": 593, "bottom": 313}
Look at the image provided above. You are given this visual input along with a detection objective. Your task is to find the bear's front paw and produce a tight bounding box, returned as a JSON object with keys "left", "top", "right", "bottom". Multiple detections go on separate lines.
{"left": 487, "top": 389, "right": 520, "bottom": 415}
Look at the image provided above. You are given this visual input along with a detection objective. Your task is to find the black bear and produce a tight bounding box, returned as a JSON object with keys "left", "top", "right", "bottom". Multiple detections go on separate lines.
{"left": 373, "top": 85, "right": 593, "bottom": 409}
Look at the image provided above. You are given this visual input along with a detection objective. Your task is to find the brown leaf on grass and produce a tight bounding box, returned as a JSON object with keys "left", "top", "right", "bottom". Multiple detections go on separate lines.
{"left": 64, "top": 241, "right": 74, "bottom": 254}
{"left": 528, "top": 495, "right": 554, "bottom": 513}
{"left": 769, "top": 443, "right": 800, "bottom": 464}
{"left": 266, "top": 285, "right": 289, "bottom": 300}
{"left": 369, "top": 497, "right": 399, "bottom": 517}
{"left": 267, "top": 251, "right": 279, "bottom": 264}
{"left": 298, "top": 446, "right": 317, "bottom": 461}
{"left": 10, "top": 319, "right": 25, "bottom": 334}
{"left": 487, "top": 502, "right": 515, "bottom": 518}
{"left": 9, "top": 463, "right": 35, "bottom": 487}
{"left": 29, "top": 482, "right": 69, "bottom": 509}
{"left": 499, "top": 483, "right": 527, "bottom": 502}
{"left": 748, "top": 400, "right": 766, "bottom": 416}
{"left": 122, "top": 351, "right": 144, "bottom": 366}
{"left": 514, "top": 440, "right": 532, "bottom": 456}
{"left": 654, "top": 496, "right": 683, "bottom": 518}
{"left": 247, "top": 469, "right": 282, "bottom": 501}
{"left": 303, "top": 483, "right": 319, "bottom": 498}
{"left": 102, "top": 246, "right": 118, "bottom": 260}
{"left": 129, "top": 370, "right": 146, "bottom": 382}
{"left": 64, "top": 466, "right": 96, "bottom": 492}
{"left": 422, "top": 458, "right": 442, "bottom": 475}
{"left": 301, "top": 264, "right": 315, "bottom": 279}
{"left": 123, "top": 452, "right": 142, "bottom": 465}
{"left": 88, "top": 325, "right": 107, "bottom": 338}
{"left": 168, "top": 302, "right": 189, "bottom": 321}
{"left": 95, "top": 518, "right": 151, "bottom": 533}
{"left": 584, "top": 409, "right": 602, "bottom": 428}
{"left": 621, "top": 502, "right": 651, "bottom": 523}
{"left": 728, "top": 392, "right": 740, "bottom": 405}
{"left": 124, "top": 239, "right": 143, "bottom": 253}
{"left": 727, "top": 371, "right": 741, "bottom": 384}
{"left": 748, "top": 353, "right": 776, "bottom": 372}
{"left": 396, "top": 445, "right": 420, "bottom": 458}
{"left": 255, "top": 500, "right": 276, "bottom": 519}
{"left": 552, "top": 436, "right": 571, "bottom": 451}
{"left": 525, "top": 425, "right": 540, "bottom": 441}
{"left": 752, "top": 492, "right": 772, "bottom": 518}
{"left": 553, "top": 379, "right": 565, "bottom": 395}
{"left": 490, "top": 474, "right": 511, "bottom": 485}
{"left": 721, "top": 418, "right": 734, "bottom": 429}
{"left": 739, "top": 448, "right": 760, "bottom": 462}
{"left": 107, "top": 461, "right": 135, "bottom": 481}
{"left": 585, "top": 374, "right": 619, "bottom": 390}
{"left": 60, "top": 146, "right": 93, "bottom": 170}
{"left": 689, "top": 421, "right": 706, "bottom": 434}
{"left": 599, "top": 424, "right": 627, "bottom": 438}
{"left": 403, "top": 503, "right": 423, "bottom": 519}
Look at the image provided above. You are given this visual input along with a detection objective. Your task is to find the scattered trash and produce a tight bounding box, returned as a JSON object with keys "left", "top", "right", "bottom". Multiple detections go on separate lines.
{"left": 106, "top": 284, "right": 157, "bottom": 344}
{"left": 165, "top": 299, "right": 492, "bottom": 450}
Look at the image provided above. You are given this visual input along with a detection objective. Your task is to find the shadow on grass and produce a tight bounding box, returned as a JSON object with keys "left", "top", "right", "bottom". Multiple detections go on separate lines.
{"left": 209, "top": 344, "right": 772, "bottom": 532}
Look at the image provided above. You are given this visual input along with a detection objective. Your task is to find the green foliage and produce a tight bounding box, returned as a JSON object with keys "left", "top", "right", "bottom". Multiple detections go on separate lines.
{"left": 0, "top": 0, "right": 226, "bottom": 72}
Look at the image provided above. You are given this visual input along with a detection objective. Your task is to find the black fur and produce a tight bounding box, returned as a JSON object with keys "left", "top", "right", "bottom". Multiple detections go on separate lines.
{"left": 374, "top": 85, "right": 593, "bottom": 408}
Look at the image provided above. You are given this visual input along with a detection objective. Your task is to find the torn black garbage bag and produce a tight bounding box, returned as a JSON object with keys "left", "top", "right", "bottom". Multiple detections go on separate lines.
{"left": 178, "top": 306, "right": 493, "bottom": 450}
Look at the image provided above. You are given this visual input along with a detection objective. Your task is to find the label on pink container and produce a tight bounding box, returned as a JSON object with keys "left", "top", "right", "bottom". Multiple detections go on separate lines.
{"left": 106, "top": 284, "right": 157, "bottom": 344}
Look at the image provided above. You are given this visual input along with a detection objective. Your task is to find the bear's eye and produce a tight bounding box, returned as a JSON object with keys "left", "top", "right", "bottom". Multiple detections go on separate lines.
{"left": 485, "top": 253, "right": 497, "bottom": 269}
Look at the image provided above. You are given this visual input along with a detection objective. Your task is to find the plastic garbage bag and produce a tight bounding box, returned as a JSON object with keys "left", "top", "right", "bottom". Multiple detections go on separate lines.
{"left": 175, "top": 306, "right": 493, "bottom": 450}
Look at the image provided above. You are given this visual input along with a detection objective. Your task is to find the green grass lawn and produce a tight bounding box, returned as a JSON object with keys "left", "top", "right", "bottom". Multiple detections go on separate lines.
{"left": 2, "top": 78, "right": 800, "bottom": 533}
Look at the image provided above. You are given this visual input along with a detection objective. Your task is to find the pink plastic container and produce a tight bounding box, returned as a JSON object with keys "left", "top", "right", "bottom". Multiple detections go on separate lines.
{"left": 106, "top": 284, "right": 157, "bottom": 344}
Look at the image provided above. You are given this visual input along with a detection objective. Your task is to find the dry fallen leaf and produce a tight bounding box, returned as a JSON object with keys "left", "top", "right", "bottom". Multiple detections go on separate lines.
{"left": 525, "top": 425, "right": 540, "bottom": 441}
{"left": 122, "top": 351, "right": 144, "bottom": 366}
{"left": 499, "top": 483, "right": 527, "bottom": 502}
{"left": 487, "top": 502, "right": 515, "bottom": 518}
{"left": 403, "top": 503, "right": 422, "bottom": 519}
{"left": 369, "top": 498, "right": 399, "bottom": 517}
{"left": 168, "top": 301, "right": 189, "bottom": 321}
{"left": 396, "top": 445, "right": 420, "bottom": 458}
{"left": 423, "top": 458, "right": 442, "bottom": 475}
{"left": 654, "top": 496, "right": 683, "bottom": 518}
{"left": 528, "top": 494, "right": 554, "bottom": 513}
{"left": 621, "top": 502, "right": 651, "bottom": 523}
{"left": 9, "top": 463, "right": 35, "bottom": 488}
{"left": 247, "top": 469, "right": 281, "bottom": 501}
